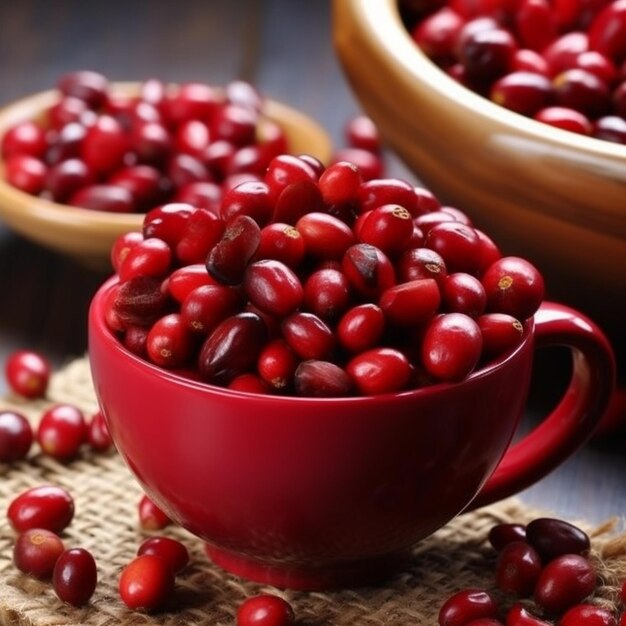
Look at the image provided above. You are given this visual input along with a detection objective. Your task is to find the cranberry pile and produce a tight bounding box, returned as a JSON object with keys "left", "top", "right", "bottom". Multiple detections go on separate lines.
{"left": 439, "top": 517, "right": 626, "bottom": 625}
{"left": 402, "top": 0, "right": 626, "bottom": 143}
{"left": 104, "top": 153, "right": 544, "bottom": 397}
{"left": 0, "top": 70, "right": 297, "bottom": 211}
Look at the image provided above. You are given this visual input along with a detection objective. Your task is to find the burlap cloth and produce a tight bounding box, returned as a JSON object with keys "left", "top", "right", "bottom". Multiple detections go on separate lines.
{"left": 0, "top": 358, "right": 624, "bottom": 626}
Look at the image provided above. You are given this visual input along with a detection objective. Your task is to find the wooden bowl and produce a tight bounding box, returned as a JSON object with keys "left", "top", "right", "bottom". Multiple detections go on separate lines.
{"left": 333, "top": 0, "right": 626, "bottom": 359}
{"left": 0, "top": 84, "right": 333, "bottom": 269}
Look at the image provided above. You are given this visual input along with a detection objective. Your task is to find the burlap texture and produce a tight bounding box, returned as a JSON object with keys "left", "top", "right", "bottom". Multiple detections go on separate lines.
{"left": 0, "top": 357, "right": 624, "bottom": 625}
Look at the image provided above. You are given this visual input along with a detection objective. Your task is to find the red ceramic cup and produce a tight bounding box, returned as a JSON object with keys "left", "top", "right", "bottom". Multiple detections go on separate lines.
{"left": 88, "top": 277, "right": 615, "bottom": 590}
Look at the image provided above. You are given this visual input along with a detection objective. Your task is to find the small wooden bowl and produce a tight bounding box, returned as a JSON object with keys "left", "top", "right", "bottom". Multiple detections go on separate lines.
{"left": 333, "top": 0, "right": 626, "bottom": 357}
{"left": 0, "top": 84, "right": 332, "bottom": 269}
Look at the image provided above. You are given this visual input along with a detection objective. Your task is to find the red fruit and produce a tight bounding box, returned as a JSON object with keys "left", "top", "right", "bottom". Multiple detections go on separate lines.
{"left": 459, "top": 28, "right": 518, "bottom": 81}
{"left": 112, "top": 276, "right": 168, "bottom": 329}
{"left": 206, "top": 214, "right": 261, "bottom": 285}
{"left": 57, "top": 70, "right": 108, "bottom": 108}
{"left": 421, "top": 313, "right": 483, "bottom": 382}
{"left": 478, "top": 313, "right": 525, "bottom": 357}
{"left": 544, "top": 32, "right": 590, "bottom": 78}
{"left": 265, "top": 154, "right": 317, "bottom": 200}
{"left": 318, "top": 160, "right": 363, "bottom": 206}
{"left": 379, "top": 278, "right": 441, "bottom": 327}
{"left": 345, "top": 115, "right": 381, "bottom": 152}
{"left": 346, "top": 347, "right": 412, "bottom": 395}
{"left": 282, "top": 312, "right": 335, "bottom": 360}
{"left": 506, "top": 603, "right": 552, "bottom": 625}
{"left": 221, "top": 181, "right": 274, "bottom": 226}
{"left": 131, "top": 122, "right": 172, "bottom": 164}
{"left": 516, "top": 0, "right": 559, "bottom": 52}
{"left": 488, "top": 523, "right": 527, "bottom": 551}
{"left": 525, "top": 517, "right": 591, "bottom": 561}
{"left": 553, "top": 68, "right": 610, "bottom": 117}
{"left": 37, "top": 404, "right": 88, "bottom": 462}
{"left": 438, "top": 588, "right": 499, "bottom": 626}
{"left": 294, "top": 360, "right": 354, "bottom": 397}
{"left": 81, "top": 115, "right": 129, "bottom": 175}
{"left": 331, "top": 147, "right": 384, "bottom": 181}
{"left": 482, "top": 256, "right": 544, "bottom": 321}
{"left": 1, "top": 121, "right": 47, "bottom": 159}
{"left": 109, "top": 165, "right": 163, "bottom": 211}
{"left": 13, "top": 528, "right": 64, "bottom": 579}
{"left": 228, "top": 373, "right": 271, "bottom": 394}
{"left": 358, "top": 178, "right": 420, "bottom": 217}
{"left": 87, "top": 410, "right": 113, "bottom": 452}
{"left": 52, "top": 548, "right": 98, "bottom": 607}
{"left": 0, "top": 411, "right": 33, "bottom": 462}
{"left": 534, "top": 554, "right": 597, "bottom": 614}
{"left": 593, "top": 115, "right": 626, "bottom": 143}
{"left": 491, "top": 71, "right": 554, "bottom": 116}
{"left": 559, "top": 604, "right": 617, "bottom": 626}
{"left": 175, "top": 119, "right": 211, "bottom": 158}
{"left": 138, "top": 494, "right": 172, "bottom": 531}
{"left": 5, "top": 349, "right": 51, "bottom": 399}
{"left": 425, "top": 221, "right": 481, "bottom": 274}
{"left": 256, "top": 223, "right": 306, "bottom": 268}
{"left": 166, "top": 264, "right": 214, "bottom": 302}
{"left": 198, "top": 312, "right": 268, "bottom": 384}
{"left": 118, "top": 237, "right": 172, "bottom": 282}
{"left": 69, "top": 184, "right": 135, "bottom": 213}
{"left": 174, "top": 181, "right": 222, "bottom": 214}
{"left": 397, "top": 247, "right": 448, "bottom": 285}
{"left": 513, "top": 49, "right": 550, "bottom": 76}
{"left": 302, "top": 268, "right": 351, "bottom": 322}
{"left": 496, "top": 541, "right": 542, "bottom": 596}
{"left": 412, "top": 7, "right": 465, "bottom": 61}
{"left": 111, "top": 231, "right": 144, "bottom": 273}
{"left": 296, "top": 212, "right": 356, "bottom": 260}
{"left": 534, "top": 106, "right": 593, "bottom": 134}
{"left": 237, "top": 594, "right": 295, "bottom": 626}
{"left": 137, "top": 536, "right": 189, "bottom": 573}
{"left": 146, "top": 313, "right": 195, "bottom": 369}
{"left": 244, "top": 260, "right": 304, "bottom": 317}
{"left": 168, "top": 153, "right": 212, "bottom": 188}
{"left": 442, "top": 273, "right": 487, "bottom": 317}
{"left": 358, "top": 204, "right": 414, "bottom": 256}
{"left": 176, "top": 208, "right": 225, "bottom": 265}
{"left": 211, "top": 103, "right": 258, "bottom": 145}
{"left": 4, "top": 155, "right": 47, "bottom": 195}
{"left": 337, "top": 303, "right": 385, "bottom": 353}
{"left": 588, "top": 0, "right": 626, "bottom": 63}
{"left": 164, "top": 81, "right": 221, "bottom": 126}
{"left": 273, "top": 179, "right": 324, "bottom": 226}
{"left": 7, "top": 484, "right": 74, "bottom": 533}
{"left": 342, "top": 243, "right": 396, "bottom": 299}
{"left": 257, "top": 339, "right": 298, "bottom": 391}
{"left": 181, "top": 283, "right": 241, "bottom": 334}
{"left": 119, "top": 554, "right": 175, "bottom": 612}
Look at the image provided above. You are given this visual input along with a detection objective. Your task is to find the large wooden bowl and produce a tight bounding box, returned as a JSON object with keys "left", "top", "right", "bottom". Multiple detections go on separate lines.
{"left": 0, "top": 84, "right": 332, "bottom": 269}
{"left": 333, "top": 0, "right": 626, "bottom": 361}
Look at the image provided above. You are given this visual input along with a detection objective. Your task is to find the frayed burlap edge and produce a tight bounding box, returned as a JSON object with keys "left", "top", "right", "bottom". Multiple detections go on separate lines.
{"left": 0, "top": 357, "right": 624, "bottom": 626}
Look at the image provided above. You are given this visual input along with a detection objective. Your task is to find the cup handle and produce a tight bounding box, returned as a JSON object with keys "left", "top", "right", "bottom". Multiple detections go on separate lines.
{"left": 469, "top": 301, "right": 615, "bottom": 510}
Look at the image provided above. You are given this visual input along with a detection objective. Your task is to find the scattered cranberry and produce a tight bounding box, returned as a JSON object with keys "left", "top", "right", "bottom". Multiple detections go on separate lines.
{"left": 7, "top": 484, "right": 75, "bottom": 533}
{"left": 525, "top": 517, "right": 590, "bottom": 561}
{"left": 438, "top": 588, "right": 499, "bottom": 626}
{"left": 137, "top": 536, "right": 189, "bottom": 573}
{"left": 558, "top": 604, "right": 617, "bottom": 626}
{"left": 5, "top": 349, "right": 51, "bottom": 399}
{"left": 0, "top": 411, "right": 33, "bottom": 463}
{"left": 236, "top": 594, "right": 295, "bottom": 626}
{"left": 87, "top": 410, "right": 114, "bottom": 452}
{"left": 37, "top": 404, "right": 88, "bottom": 462}
{"left": 495, "top": 541, "right": 542, "bottom": 597}
{"left": 138, "top": 494, "right": 172, "bottom": 531}
{"left": 118, "top": 554, "right": 175, "bottom": 612}
{"left": 488, "top": 522, "right": 527, "bottom": 551}
{"left": 52, "top": 548, "right": 98, "bottom": 607}
{"left": 13, "top": 528, "right": 64, "bottom": 579}
{"left": 506, "top": 603, "right": 552, "bottom": 625}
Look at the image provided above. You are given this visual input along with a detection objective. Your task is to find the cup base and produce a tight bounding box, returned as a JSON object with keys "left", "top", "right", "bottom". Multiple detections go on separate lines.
{"left": 204, "top": 544, "right": 409, "bottom": 591}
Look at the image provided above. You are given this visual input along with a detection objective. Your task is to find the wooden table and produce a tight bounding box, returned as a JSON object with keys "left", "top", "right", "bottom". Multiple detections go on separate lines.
{"left": 0, "top": 0, "right": 624, "bottom": 528}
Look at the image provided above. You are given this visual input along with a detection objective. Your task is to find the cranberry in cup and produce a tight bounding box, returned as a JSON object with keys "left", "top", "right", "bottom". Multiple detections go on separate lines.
{"left": 88, "top": 154, "right": 615, "bottom": 590}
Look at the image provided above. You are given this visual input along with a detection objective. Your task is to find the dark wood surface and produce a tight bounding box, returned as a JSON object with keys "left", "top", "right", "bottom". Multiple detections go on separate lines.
{"left": 0, "top": 0, "right": 624, "bottom": 528}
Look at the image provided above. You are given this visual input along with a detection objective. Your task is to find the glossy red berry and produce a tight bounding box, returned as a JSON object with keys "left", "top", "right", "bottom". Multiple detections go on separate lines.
{"left": 257, "top": 339, "right": 298, "bottom": 391}
{"left": 488, "top": 523, "right": 527, "bottom": 551}
{"left": 294, "top": 360, "right": 354, "bottom": 397}
{"left": 442, "top": 272, "right": 487, "bottom": 317}
{"left": 379, "top": 278, "right": 441, "bottom": 327}
{"left": 318, "top": 160, "right": 363, "bottom": 206}
{"left": 495, "top": 541, "right": 542, "bottom": 596}
{"left": 4, "top": 155, "right": 47, "bottom": 195}
{"left": 256, "top": 223, "right": 306, "bottom": 268}
{"left": 81, "top": 115, "right": 129, "bottom": 175}
{"left": 87, "top": 410, "right": 114, "bottom": 452}
{"left": 342, "top": 243, "right": 396, "bottom": 299}
{"left": 37, "top": 404, "right": 88, "bottom": 462}
{"left": 534, "top": 106, "right": 593, "bottom": 134}
{"left": 13, "top": 528, "right": 64, "bottom": 579}
{"left": 236, "top": 594, "right": 295, "bottom": 626}
{"left": 57, "top": 70, "right": 108, "bottom": 108}
{"left": 438, "top": 588, "right": 499, "bottom": 626}
{"left": 506, "top": 603, "right": 552, "bottom": 625}
{"left": 337, "top": 303, "right": 385, "bottom": 353}
{"left": 478, "top": 313, "right": 525, "bottom": 358}
{"left": 525, "top": 517, "right": 591, "bottom": 561}
{"left": 303, "top": 268, "right": 351, "bottom": 322}
{"left": 7, "top": 484, "right": 74, "bottom": 533}
{"left": 1, "top": 120, "right": 47, "bottom": 159}
{"left": 118, "top": 554, "right": 175, "bottom": 612}
{"left": 534, "top": 554, "right": 597, "bottom": 614}
{"left": 559, "top": 604, "right": 617, "bottom": 626}
{"left": 345, "top": 115, "right": 381, "bottom": 152}
{"left": 52, "top": 548, "right": 98, "bottom": 607}
{"left": 425, "top": 221, "right": 482, "bottom": 274}
{"left": 0, "top": 411, "right": 33, "bottom": 462}
{"left": 296, "top": 212, "right": 356, "bottom": 260}
{"left": 137, "top": 536, "right": 189, "bottom": 573}
{"left": 138, "top": 494, "right": 172, "bottom": 531}
{"left": 347, "top": 347, "right": 412, "bottom": 395}
{"left": 281, "top": 312, "right": 335, "bottom": 360}
{"left": 5, "top": 349, "right": 51, "bottom": 399}
{"left": 146, "top": 313, "right": 195, "bottom": 369}
{"left": 244, "top": 260, "right": 304, "bottom": 318}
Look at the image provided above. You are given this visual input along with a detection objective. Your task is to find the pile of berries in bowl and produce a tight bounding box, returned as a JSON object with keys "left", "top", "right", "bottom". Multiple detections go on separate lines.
{"left": 332, "top": 0, "right": 626, "bottom": 385}
{"left": 101, "top": 156, "right": 544, "bottom": 395}
{"left": 0, "top": 71, "right": 331, "bottom": 265}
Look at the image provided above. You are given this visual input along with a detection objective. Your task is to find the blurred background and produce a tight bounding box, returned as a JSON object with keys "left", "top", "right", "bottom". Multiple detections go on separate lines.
{"left": 0, "top": 0, "right": 623, "bottom": 523}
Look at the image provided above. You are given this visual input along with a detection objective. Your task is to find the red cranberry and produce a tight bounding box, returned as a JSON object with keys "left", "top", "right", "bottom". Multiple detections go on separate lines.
{"left": 421, "top": 313, "right": 483, "bottom": 381}
{"left": 358, "top": 177, "right": 420, "bottom": 217}
{"left": 491, "top": 71, "right": 554, "bottom": 116}
{"left": 137, "top": 536, "right": 189, "bottom": 573}
{"left": 337, "top": 303, "right": 385, "bottom": 353}
{"left": 425, "top": 221, "right": 482, "bottom": 274}
{"left": 495, "top": 541, "right": 542, "bottom": 596}
{"left": 587, "top": 0, "right": 626, "bottom": 63}
{"left": 534, "top": 106, "right": 593, "bottom": 134}
{"left": 5, "top": 349, "right": 51, "bottom": 399}
{"left": 397, "top": 247, "right": 448, "bottom": 285}
{"left": 478, "top": 313, "right": 525, "bottom": 357}
{"left": 118, "top": 554, "right": 175, "bottom": 612}
{"left": 256, "top": 223, "right": 306, "bottom": 268}
{"left": 544, "top": 32, "right": 590, "bottom": 78}
{"left": 13, "top": 528, "right": 64, "bottom": 579}
{"left": 0, "top": 411, "right": 33, "bottom": 462}
{"left": 37, "top": 404, "right": 88, "bottom": 462}
{"left": 221, "top": 181, "right": 274, "bottom": 226}
{"left": 342, "top": 243, "right": 396, "bottom": 299}
{"left": 87, "top": 410, "right": 113, "bottom": 452}
{"left": 47, "top": 97, "right": 89, "bottom": 130}
{"left": 244, "top": 260, "right": 304, "bottom": 317}
{"left": 265, "top": 154, "right": 317, "bottom": 200}
{"left": 257, "top": 339, "right": 298, "bottom": 392}
{"left": 515, "top": 0, "right": 559, "bottom": 52}
{"left": 138, "top": 494, "right": 172, "bottom": 531}
{"left": 228, "top": 373, "right": 271, "bottom": 394}
{"left": 553, "top": 68, "right": 611, "bottom": 117}
{"left": 593, "top": 115, "right": 626, "bottom": 143}
{"left": 181, "top": 284, "right": 242, "bottom": 334}
{"left": 459, "top": 28, "right": 518, "bottom": 82}
{"left": 146, "top": 313, "right": 195, "bottom": 369}
{"left": 7, "top": 484, "right": 74, "bottom": 533}
{"left": 174, "top": 181, "right": 222, "bottom": 213}
{"left": 1, "top": 121, "right": 48, "bottom": 159}
{"left": 45, "top": 158, "right": 94, "bottom": 202}
{"left": 168, "top": 153, "right": 212, "bottom": 188}
{"left": 237, "top": 594, "right": 295, "bottom": 626}
{"left": 513, "top": 49, "right": 550, "bottom": 75}
{"left": 347, "top": 347, "right": 412, "bottom": 395}
{"left": 379, "top": 278, "right": 441, "bottom": 327}
{"left": 4, "top": 155, "right": 47, "bottom": 195}
{"left": 442, "top": 272, "right": 487, "bottom": 317}
{"left": 318, "top": 160, "right": 363, "bottom": 206}
{"left": 488, "top": 523, "right": 527, "bottom": 551}
{"left": 273, "top": 178, "right": 324, "bottom": 225}
{"left": 330, "top": 147, "right": 384, "bottom": 181}
{"left": 482, "top": 256, "right": 544, "bottom": 321}
{"left": 438, "top": 588, "right": 499, "bottom": 626}
{"left": 358, "top": 204, "right": 414, "bottom": 256}
{"left": 303, "top": 268, "right": 351, "bottom": 322}
{"left": 506, "top": 603, "right": 552, "bottom": 625}
{"left": 176, "top": 208, "right": 225, "bottom": 265}
{"left": 525, "top": 517, "right": 591, "bottom": 561}
{"left": 559, "top": 604, "right": 617, "bottom": 626}
{"left": 294, "top": 360, "right": 354, "bottom": 397}
{"left": 52, "top": 548, "right": 97, "bottom": 607}
{"left": 131, "top": 121, "right": 172, "bottom": 164}
{"left": 164, "top": 81, "right": 221, "bottom": 126}
{"left": 69, "top": 184, "right": 135, "bottom": 213}
{"left": 534, "top": 554, "right": 597, "bottom": 615}
{"left": 281, "top": 312, "right": 335, "bottom": 360}
{"left": 81, "top": 115, "right": 129, "bottom": 175}
{"left": 57, "top": 70, "right": 108, "bottom": 108}
{"left": 109, "top": 165, "right": 163, "bottom": 210}
{"left": 345, "top": 115, "right": 381, "bottom": 152}
{"left": 118, "top": 237, "right": 172, "bottom": 282}
{"left": 296, "top": 212, "right": 356, "bottom": 260}
{"left": 111, "top": 276, "right": 168, "bottom": 329}
{"left": 411, "top": 6, "right": 465, "bottom": 62}
{"left": 166, "top": 263, "right": 214, "bottom": 302}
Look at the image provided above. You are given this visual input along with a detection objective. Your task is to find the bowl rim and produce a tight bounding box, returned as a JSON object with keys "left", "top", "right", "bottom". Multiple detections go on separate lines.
{"left": 89, "top": 275, "right": 534, "bottom": 406}
{"left": 357, "top": 0, "right": 626, "bottom": 160}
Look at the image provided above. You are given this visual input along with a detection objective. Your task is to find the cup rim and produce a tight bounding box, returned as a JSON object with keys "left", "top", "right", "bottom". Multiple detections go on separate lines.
{"left": 89, "top": 275, "right": 534, "bottom": 406}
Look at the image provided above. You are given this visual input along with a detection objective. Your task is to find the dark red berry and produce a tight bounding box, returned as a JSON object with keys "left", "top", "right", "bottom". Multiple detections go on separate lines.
{"left": 53, "top": 548, "right": 97, "bottom": 607}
